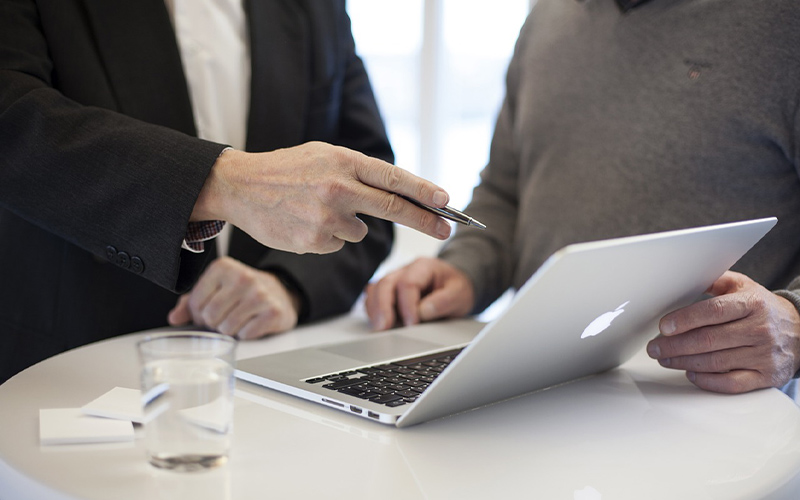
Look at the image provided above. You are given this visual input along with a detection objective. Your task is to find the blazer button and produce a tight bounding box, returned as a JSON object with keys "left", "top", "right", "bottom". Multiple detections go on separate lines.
{"left": 131, "top": 257, "right": 145, "bottom": 274}
{"left": 116, "top": 251, "right": 131, "bottom": 269}
{"left": 106, "top": 245, "right": 118, "bottom": 261}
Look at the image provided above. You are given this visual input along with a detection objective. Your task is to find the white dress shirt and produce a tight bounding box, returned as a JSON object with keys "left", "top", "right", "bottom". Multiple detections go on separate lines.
{"left": 165, "top": 0, "right": 251, "bottom": 256}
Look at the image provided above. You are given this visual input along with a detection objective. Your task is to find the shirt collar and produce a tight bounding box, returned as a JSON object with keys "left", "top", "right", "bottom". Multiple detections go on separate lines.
{"left": 615, "top": 0, "right": 654, "bottom": 12}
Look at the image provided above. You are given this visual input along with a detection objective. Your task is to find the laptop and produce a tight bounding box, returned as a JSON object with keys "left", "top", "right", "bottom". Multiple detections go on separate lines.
{"left": 236, "top": 217, "right": 777, "bottom": 427}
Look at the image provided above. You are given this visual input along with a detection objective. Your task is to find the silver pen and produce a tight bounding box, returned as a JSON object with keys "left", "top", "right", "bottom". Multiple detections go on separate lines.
{"left": 400, "top": 195, "right": 487, "bottom": 230}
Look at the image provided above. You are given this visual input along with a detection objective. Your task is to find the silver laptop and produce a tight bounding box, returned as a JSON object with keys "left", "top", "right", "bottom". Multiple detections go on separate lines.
{"left": 236, "top": 217, "right": 777, "bottom": 427}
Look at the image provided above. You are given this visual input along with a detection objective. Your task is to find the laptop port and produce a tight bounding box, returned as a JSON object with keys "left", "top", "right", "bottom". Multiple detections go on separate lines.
{"left": 367, "top": 411, "right": 380, "bottom": 420}
{"left": 350, "top": 406, "right": 362, "bottom": 414}
{"left": 321, "top": 398, "right": 344, "bottom": 408}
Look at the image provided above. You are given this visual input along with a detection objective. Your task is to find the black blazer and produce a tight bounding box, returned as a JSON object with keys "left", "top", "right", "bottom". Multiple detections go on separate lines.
{"left": 0, "top": 0, "right": 394, "bottom": 382}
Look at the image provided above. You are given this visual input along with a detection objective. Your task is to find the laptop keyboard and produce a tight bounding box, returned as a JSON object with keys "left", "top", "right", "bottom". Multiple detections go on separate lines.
{"left": 305, "top": 348, "right": 464, "bottom": 408}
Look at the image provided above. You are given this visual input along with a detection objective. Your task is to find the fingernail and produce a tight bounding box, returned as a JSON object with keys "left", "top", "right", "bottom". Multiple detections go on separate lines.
{"left": 433, "top": 190, "right": 448, "bottom": 207}
{"left": 436, "top": 221, "right": 452, "bottom": 239}
{"left": 660, "top": 319, "right": 676, "bottom": 335}
{"left": 374, "top": 313, "right": 386, "bottom": 330}
{"left": 647, "top": 343, "right": 661, "bottom": 358}
{"left": 687, "top": 371, "right": 696, "bottom": 382}
{"left": 659, "top": 358, "right": 671, "bottom": 367}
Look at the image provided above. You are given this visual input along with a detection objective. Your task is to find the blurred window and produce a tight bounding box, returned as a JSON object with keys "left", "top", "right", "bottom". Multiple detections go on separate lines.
{"left": 348, "top": 0, "right": 532, "bottom": 209}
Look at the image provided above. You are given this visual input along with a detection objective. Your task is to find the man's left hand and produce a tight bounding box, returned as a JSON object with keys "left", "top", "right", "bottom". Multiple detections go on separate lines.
{"left": 168, "top": 257, "right": 300, "bottom": 340}
{"left": 647, "top": 271, "right": 800, "bottom": 393}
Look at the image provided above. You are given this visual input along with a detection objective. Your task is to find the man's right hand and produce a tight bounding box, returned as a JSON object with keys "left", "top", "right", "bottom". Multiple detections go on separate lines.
{"left": 364, "top": 257, "right": 475, "bottom": 331}
{"left": 192, "top": 142, "right": 453, "bottom": 255}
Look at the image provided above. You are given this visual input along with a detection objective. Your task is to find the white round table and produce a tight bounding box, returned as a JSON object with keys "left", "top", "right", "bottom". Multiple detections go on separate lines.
{"left": 2, "top": 315, "right": 800, "bottom": 500}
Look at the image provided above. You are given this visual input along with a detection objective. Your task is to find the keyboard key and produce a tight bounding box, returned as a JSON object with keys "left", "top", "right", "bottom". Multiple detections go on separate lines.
{"left": 338, "top": 387, "right": 368, "bottom": 397}
{"left": 323, "top": 378, "right": 365, "bottom": 390}
{"left": 392, "top": 348, "right": 464, "bottom": 366}
{"left": 371, "top": 394, "right": 403, "bottom": 404}
{"left": 317, "top": 347, "right": 464, "bottom": 407}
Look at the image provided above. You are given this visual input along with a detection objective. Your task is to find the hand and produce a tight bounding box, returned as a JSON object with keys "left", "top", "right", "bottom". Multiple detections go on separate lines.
{"left": 646, "top": 271, "right": 800, "bottom": 393}
{"left": 167, "top": 257, "right": 300, "bottom": 340}
{"left": 364, "top": 257, "right": 475, "bottom": 331}
{"left": 192, "top": 142, "right": 453, "bottom": 255}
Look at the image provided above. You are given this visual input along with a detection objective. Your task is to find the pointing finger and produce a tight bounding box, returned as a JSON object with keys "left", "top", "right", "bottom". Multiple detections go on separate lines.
{"left": 353, "top": 155, "right": 449, "bottom": 208}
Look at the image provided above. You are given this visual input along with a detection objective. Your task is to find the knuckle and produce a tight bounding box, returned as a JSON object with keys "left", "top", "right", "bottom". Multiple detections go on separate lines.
{"left": 708, "top": 300, "right": 726, "bottom": 322}
{"left": 382, "top": 193, "right": 403, "bottom": 216}
{"left": 234, "top": 270, "right": 256, "bottom": 288}
{"left": 327, "top": 147, "right": 352, "bottom": 175}
{"left": 411, "top": 208, "right": 438, "bottom": 232}
{"left": 382, "top": 165, "right": 403, "bottom": 192}
{"left": 396, "top": 280, "right": 415, "bottom": 293}
{"left": 320, "top": 178, "right": 350, "bottom": 203}
{"left": 259, "top": 303, "right": 279, "bottom": 318}
{"left": 744, "top": 291, "right": 767, "bottom": 312}
{"left": 248, "top": 287, "right": 270, "bottom": 305}
{"left": 706, "top": 352, "right": 724, "bottom": 373}
{"left": 752, "top": 323, "right": 774, "bottom": 344}
{"left": 256, "top": 308, "right": 278, "bottom": 325}
{"left": 697, "top": 328, "right": 716, "bottom": 352}
{"left": 395, "top": 270, "right": 420, "bottom": 290}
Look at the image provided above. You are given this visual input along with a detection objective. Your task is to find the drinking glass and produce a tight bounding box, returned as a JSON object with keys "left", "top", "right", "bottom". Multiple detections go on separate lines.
{"left": 137, "top": 332, "right": 237, "bottom": 472}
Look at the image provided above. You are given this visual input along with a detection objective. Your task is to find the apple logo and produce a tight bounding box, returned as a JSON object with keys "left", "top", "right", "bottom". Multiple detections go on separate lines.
{"left": 580, "top": 301, "right": 630, "bottom": 339}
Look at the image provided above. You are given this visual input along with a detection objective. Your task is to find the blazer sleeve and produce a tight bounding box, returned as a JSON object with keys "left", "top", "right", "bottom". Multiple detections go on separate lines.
{"left": 252, "top": 3, "right": 394, "bottom": 322}
{"left": 0, "top": 0, "right": 226, "bottom": 293}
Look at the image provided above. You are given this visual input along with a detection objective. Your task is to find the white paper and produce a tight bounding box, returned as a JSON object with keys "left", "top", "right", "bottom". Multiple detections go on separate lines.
{"left": 39, "top": 408, "right": 134, "bottom": 446}
{"left": 81, "top": 387, "right": 144, "bottom": 423}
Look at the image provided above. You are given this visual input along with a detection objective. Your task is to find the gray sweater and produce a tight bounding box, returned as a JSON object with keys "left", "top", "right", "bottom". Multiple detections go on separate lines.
{"left": 440, "top": 0, "right": 800, "bottom": 314}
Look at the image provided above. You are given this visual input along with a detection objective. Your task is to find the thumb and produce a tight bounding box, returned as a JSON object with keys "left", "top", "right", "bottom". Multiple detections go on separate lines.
{"left": 168, "top": 294, "right": 192, "bottom": 325}
{"left": 706, "top": 270, "right": 746, "bottom": 297}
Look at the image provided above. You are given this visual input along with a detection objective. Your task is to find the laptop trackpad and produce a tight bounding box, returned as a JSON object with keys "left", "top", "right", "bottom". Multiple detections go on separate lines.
{"left": 322, "top": 335, "right": 442, "bottom": 364}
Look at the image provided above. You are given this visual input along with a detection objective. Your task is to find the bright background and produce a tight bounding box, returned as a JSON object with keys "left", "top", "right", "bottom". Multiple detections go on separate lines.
{"left": 348, "top": 0, "right": 533, "bottom": 212}
{"left": 347, "top": 0, "right": 535, "bottom": 316}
